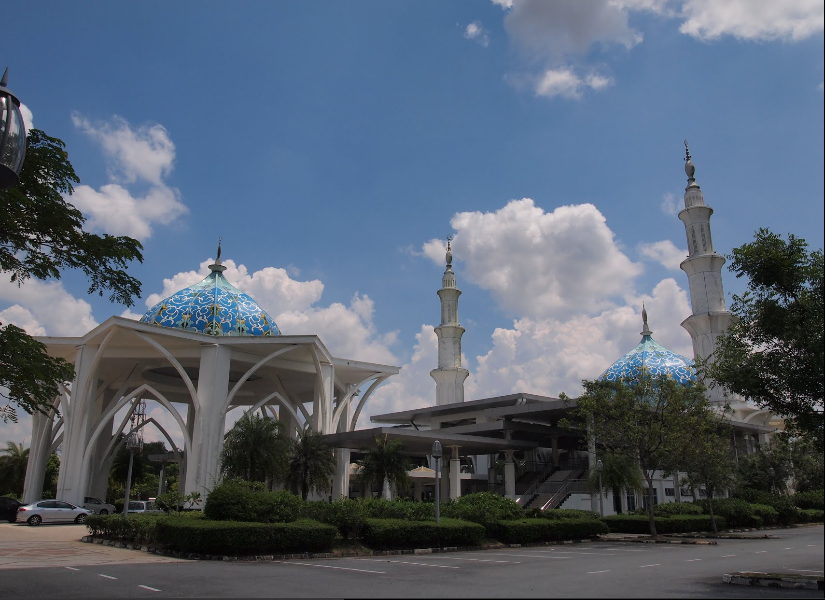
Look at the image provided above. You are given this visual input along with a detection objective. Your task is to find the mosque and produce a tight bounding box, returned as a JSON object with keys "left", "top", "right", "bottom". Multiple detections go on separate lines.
{"left": 21, "top": 148, "right": 782, "bottom": 514}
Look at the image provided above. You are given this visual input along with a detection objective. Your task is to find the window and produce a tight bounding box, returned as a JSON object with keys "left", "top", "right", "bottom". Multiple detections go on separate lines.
{"left": 626, "top": 493, "right": 637, "bottom": 512}
{"left": 55, "top": 502, "right": 74, "bottom": 509}
{"left": 698, "top": 489, "right": 707, "bottom": 497}
{"left": 85, "top": 497, "right": 100, "bottom": 504}
{"left": 680, "top": 488, "right": 693, "bottom": 496}
{"left": 665, "top": 488, "right": 675, "bottom": 497}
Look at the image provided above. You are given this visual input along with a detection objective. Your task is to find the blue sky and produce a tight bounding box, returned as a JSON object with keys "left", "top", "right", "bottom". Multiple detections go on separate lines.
{"left": 2, "top": 1, "right": 823, "bottom": 446}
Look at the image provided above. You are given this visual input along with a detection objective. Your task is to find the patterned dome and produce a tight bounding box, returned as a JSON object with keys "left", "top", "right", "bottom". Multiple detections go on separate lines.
{"left": 599, "top": 309, "right": 695, "bottom": 385}
{"left": 140, "top": 251, "right": 280, "bottom": 337}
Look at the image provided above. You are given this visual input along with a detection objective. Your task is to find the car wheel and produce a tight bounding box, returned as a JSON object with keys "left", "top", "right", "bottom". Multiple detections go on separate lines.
{"left": 28, "top": 515, "right": 42, "bottom": 526}
{"left": 75, "top": 514, "right": 87, "bottom": 524}
{"left": 99, "top": 509, "right": 108, "bottom": 516}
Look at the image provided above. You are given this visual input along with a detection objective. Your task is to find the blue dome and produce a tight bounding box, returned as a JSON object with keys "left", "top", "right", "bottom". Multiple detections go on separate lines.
{"left": 140, "top": 262, "right": 281, "bottom": 337}
{"left": 600, "top": 334, "right": 695, "bottom": 385}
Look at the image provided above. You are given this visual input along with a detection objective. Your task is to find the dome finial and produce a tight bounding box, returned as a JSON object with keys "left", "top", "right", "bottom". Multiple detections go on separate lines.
{"left": 684, "top": 139, "right": 697, "bottom": 183}
{"left": 445, "top": 235, "right": 453, "bottom": 271}
{"left": 209, "top": 238, "right": 227, "bottom": 273}
{"left": 641, "top": 303, "right": 652, "bottom": 337}
{"left": 1, "top": 68, "right": 8, "bottom": 88}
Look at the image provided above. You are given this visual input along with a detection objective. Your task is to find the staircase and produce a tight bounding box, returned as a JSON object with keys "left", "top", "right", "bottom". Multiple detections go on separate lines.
{"left": 521, "top": 459, "right": 589, "bottom": 510}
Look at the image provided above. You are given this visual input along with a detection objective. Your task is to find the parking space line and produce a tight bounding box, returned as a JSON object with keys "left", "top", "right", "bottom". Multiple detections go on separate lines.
{"left": 588, "top": 570, "right": 610, "bottom": 574}
{"left": 98, "top": 574, "right": 117, "bottom": 580}
{"left": 721, "top": 554, "right": 735, "bottom": 557}
{"left": 138, "top": 585, "right": 161, "bottom": 592}
{"left": 480, "top": 553, "right": 571, "bottom": 559}
{"left": 686, "top": 559, "right": 701, "bottom": 562}
{"left": 790, "top": 569, "right": 824, "bottom": 573}
{"left": 438, "top": 557, "right": 521, "bottom": 564}
{"left": 639, "top": 564, "right": 659, "bottom": 568}
{"left": 755, "top": 551, "right": 767, "bottom": 554}
{"left": 366, "top": 559, "right": 459, "bottom": 569}
{"left": 64, "top": 567, "right": 79, "bottom": 571}
{"left": 531, "top": 550, "right": 617, "bottom": 556}
{"left": 273, "top": 561, "right": 385, "bottom": 574}
{"left": 783, "top": 547, "right": 793, "bottom": 550}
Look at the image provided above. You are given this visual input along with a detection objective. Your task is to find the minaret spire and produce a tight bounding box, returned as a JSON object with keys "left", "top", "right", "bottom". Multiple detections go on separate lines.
{"left": 208, "top": 237, "right": 227, "bottom": 273}
{"left": 677, "top": 144, "right": 733, "bottom": 403}
{"left": 430, "top": 236, "right": 469, "bottom": 405}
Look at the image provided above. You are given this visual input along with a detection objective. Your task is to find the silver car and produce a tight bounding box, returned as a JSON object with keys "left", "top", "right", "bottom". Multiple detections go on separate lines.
{"left": 16, "top": 500, "right": 93, "bottom": 526}
{"left": 83, "top": 496, "right": 116, "bottom": 515}
{"left": 126, "top": 500, "right": 162, "bottom": 514}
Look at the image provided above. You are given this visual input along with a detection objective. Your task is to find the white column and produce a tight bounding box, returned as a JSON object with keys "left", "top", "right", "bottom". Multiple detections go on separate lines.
{"left": 449, "top": 446, "right": 461, "bottom": 500}
{"left": 185, "top": 343, "right": 231, "bottom": 500}
{"left": 23, "top": 404, "right": 57, "bottom": 503}
{"left": 332, "top": 448, "right": 351, "bottom": 499}
{"left": 504, "top": 450, "right": 516, "bottom": 497}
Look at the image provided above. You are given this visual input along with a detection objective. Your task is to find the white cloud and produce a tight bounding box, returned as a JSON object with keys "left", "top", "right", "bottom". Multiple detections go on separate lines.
{"left": 464, "top": 21, "right": 490, "bottom": 47}
{"left": 660, "top": 191, "right": 681, "bottom": 215}
{"left": 70, "top": 114, "right": 188, "bottom": 240}
{"left": 19, "top": 103, "right": 33, "bottom": 132}
{"left": 426, "top": 199, "right": 643, "bottom": 319}
{"left": 679, "top": 0, "right": 824, "bottom": 42}
{"left": 534, "top": 67, "right": 613, "bottom": 99}
{"left": 0, "top": 278, "right": 97, "bottom": 336}
{"left": 638, "top": 240, "right": 687, "bottom": 270}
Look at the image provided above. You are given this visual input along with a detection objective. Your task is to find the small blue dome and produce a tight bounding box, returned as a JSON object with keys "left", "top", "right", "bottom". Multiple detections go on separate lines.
{"left": 140, "top": 261, "right": 281, "bottom": 337}
{"left": 600, "top": 334, "right": 695, "bottom": 385}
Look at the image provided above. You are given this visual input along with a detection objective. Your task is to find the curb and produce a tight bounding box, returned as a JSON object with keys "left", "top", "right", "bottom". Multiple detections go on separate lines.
{"left": 79, "top": 535, "right": 599, "bottom": 562}
{"left": 723, "top": 572, "right": 824, "bottom": 591}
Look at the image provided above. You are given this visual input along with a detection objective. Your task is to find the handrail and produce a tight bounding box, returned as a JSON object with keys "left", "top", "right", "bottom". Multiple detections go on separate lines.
{"left": 520, "top": 461, "right": 558, "bottom": 500}
{"left": 539, "top": 461, "right": 589, "bottom": 511}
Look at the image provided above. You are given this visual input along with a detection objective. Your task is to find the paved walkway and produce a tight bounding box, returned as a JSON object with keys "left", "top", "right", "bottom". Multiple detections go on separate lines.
{"left": 0, "top": 523, "right": 183, "bottom": 570}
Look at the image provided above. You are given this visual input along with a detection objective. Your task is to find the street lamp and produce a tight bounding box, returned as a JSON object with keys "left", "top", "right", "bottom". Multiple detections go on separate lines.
{"left": 0, "top": 68, "right": 27, "bottom": 190}
{"left": 769, "top": 467, "right": 776, "bottom": 494}
{"left": 432, "top": 440, "right": 442, "bottom": 523}
{"left": 122, "top": 400, "right": 146, "bottom": 517}
{"left": 596, "top": 459, "right": 604, "bottom": 517}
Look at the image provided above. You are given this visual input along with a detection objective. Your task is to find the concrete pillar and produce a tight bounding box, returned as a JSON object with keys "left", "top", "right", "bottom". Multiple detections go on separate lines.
{"left": 414, "top": 480, "right": 422, "bottom": 501}
{"left": 504, "top": 450, "right": 516, "bottom": 497}
{"left": 332, "top": 448, "right": 350, "bottom": 499}
{"left": 551, "top": 436, "right": 559, "bottom": 467}
{"left": 620, "top": 487, "right": 628, "bottom": 514}
{"left": 449, "top": 446, "right": 461, "bottom": 500}
{"left": 23, "top": 405, "right": 57, "bottom": 504}
{"left": 440, "top": 463, "right": 450, "bottom": 503}
{"left": 185, "top": 344, "right": 231, "bottom": 499}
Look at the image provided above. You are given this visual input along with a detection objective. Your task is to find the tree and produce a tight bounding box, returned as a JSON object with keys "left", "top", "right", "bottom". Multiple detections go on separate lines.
{"left": 788, "top": 437, "right": 824, "bottom": 493}
{"left": 285, "top": 425, "right": 336, "bottom": 500}
{"left": 42, "top": 453, "right": 60, "bottom": 499}
{"left": 735, "top": 435, "right": 792, "bottom": 495}
{"left": 701, "top": 229, "right": 823, "bottom": 450}
{"left": 0, "top": 441, "right": 29, "bottom": 497}
{"left": 680, "top": 420, "right": 738, "bottom": 533}
{"left": 0, "top": 129, "right": 144, "bottom": 422}
{"left": 587, "top": 452, "right": 643, "bottom": 513}
{"left": 220, "top": 413, "right": 288, "bottom": 486}
{"left": 562, "top": 374, "right": 716, "bottom": 536}
{"left": 357, "top": 435, "right": 412, "bottom": 499}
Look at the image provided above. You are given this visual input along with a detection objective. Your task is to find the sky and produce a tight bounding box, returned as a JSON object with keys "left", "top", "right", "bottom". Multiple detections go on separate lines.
{"left": 1, "top": 0, "right": 823, "bottom": 449}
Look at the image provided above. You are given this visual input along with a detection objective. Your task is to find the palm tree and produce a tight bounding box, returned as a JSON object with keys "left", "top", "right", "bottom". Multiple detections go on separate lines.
{"left": 221, "top": 413, "right": 288, "bottom": 487}
{"left": 285, "top": 425, "right": 336, "bottom": 500}
{"left": 357, "top": 435, "right": 411, "bottom": 500}
{"left": 0, "top": 441, "right": 29, "bottom": 497}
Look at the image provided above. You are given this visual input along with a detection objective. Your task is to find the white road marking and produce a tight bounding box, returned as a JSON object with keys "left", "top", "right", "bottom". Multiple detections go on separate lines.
{"left": 138, "top": 585, "right": 161, "bottom": 592}
{"left": 273, "top": 561, "right": 385, "bottom": 574}
{"left": 755, "top": 551, "right": 767, "bottom": 554}
{"left": 480, "top": 553, "right": 571, "bottom": 559}
{"left": 531, "top": 550, "right": 617, "bottom": 556}
{"left": 789, "top": 569, "right": 824, "bottom": 573}
{"left": 721, "top": 554, "right": 736, "bottom": 558}
{"left": 367, "top": 559, "right": 458, "bottom": 569}
{"left": 783, "top": 547, "right": 793, "bottom": 550}
{"left": 439, "top": 557, "right": 521, "bottom": 564}
{"left": 588, "top": 570, "right": 611, "bottom": 574}
{"left": 639, "top": 564, "right": 660, "bottom": 568}
{"left": 98, "top": 574, "right": 117, "bottom": 580}
{"left": 686, "top": 559, "right": 701, "bottom": 562}
{"left": 64, "top": 567, "right": 79, "bottom": 571}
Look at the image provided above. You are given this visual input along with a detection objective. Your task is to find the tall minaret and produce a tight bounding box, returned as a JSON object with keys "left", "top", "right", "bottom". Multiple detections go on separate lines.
{"left": 431, "top": 237, "right": 469, "bottom": 405}
{"left": 678, "top": 142, "right": 733, "bottom": 403}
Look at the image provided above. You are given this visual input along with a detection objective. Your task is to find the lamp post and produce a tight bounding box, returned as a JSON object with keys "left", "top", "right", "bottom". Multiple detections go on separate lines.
{"left": 0, "top": 68, "right": 27, "bottom": 190}
{"left": 769, "top": 467, "right": 776, "bottom": 495}
{"left": 122, "top": 400, "right": 146, "bottom": 517}
{"left": 596, "top": 459, "right": 604, "bottom": 517}
{"left": 432, "top": 440, "right": 442, "bottom": 523}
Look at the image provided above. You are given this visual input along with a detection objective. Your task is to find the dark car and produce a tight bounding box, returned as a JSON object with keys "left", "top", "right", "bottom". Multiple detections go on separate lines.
{"left": 0, "top": 496, "right": 23, "bottom": 522}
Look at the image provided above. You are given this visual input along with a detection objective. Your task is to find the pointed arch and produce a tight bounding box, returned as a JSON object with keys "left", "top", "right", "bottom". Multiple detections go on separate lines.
{"left": 224, "top": 344, "right": 300, "bottom": 409}
{"left": 349, "top": 376, "right": 388, "bottom": 432}
{"left": 123, "top": 329, "right": 199, "bottom": 411}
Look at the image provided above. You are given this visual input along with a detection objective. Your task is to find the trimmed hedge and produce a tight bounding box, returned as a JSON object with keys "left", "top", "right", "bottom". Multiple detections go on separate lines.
{"left": 694, "top": 498, "right": 755, "bottom": 528}
{"left": 537, "top": 509, "right": 601, "bottom": 521}
{"left": 487, "top": 518, "right": 608, "bottom": 544}
{"left": 653, "top": 502, "right": 703, "bottom": 517}
{"left": 793, "top": 490, "right": 824, "bottom": 510}
{"left": 154, "top": 518, "right": 336, "bottom": 555}
{"left": 86, "top": 514, "right": 165, "bottom": 542}
{"left": 797, "top": 509, "right": 824, "bottom": 523}
{"left": 600, "top": 514, "right": 727, "bottom": 534}
{"left": 361, "top": 518, "right": 484, "bottom": 549}
{"left": 748, "top": 503, "right": 779, "bottom": 526}
{"left": 441, "top": 493, "right": 522, "bottom": 527}
{"left": 204, "top": 480, "right": 302, "bottom": 523}
{"left": 732, "top": 490, "right": 798, "bottom": 525}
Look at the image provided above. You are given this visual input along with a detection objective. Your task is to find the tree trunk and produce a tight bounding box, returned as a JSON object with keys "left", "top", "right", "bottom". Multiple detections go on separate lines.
{"left": 707, "top": 488, "right": 717, "bottom": 534}
{"left": 645, "top": 474, "right": 657, "bottom": 536}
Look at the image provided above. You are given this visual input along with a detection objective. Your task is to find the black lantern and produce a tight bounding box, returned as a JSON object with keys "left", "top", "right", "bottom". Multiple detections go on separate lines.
{"left": 0, "top": 68, "right": 27, "bottom": 190}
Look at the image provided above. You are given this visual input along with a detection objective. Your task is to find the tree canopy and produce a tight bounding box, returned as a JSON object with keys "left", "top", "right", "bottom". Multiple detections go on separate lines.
{"left": 220, "top": 413, "right": 288, "bottom": 486}
{"left": 357, "top": 435, "right": 411, "bottom": 499}
{"left": 285, "top": 425, "right": 336, "bottom": 500}
{"left": 0, "top": 129, "right": 144, "bottom": 423}
{"left": 701, "top": 229, "right": 824, "bottom": 450}
{"left": 562, "top": 375, "right": 716, "bottom": 536}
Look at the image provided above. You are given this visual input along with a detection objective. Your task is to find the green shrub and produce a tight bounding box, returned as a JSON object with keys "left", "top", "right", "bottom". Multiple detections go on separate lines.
{"left": 600, "top": 514, "right": 727, "bottom": 534}
{"left": 695, "top": 498, "right": 753, "bottom": 527}
{"left": 487, "top": 518, "right": 608, "bottom": 544}
{"left": 154, "top": 518, "right": 336, "bottom": 555}
{"left": 86, "top": 514, "right": 163, "bottom": 542}
{"left": 538, "top": 509, "right": 601, "bottom": 520}
{"left": 114, "top": 498, "right": 125, "bottom": 514}
{"left": 204, "top": 479, "right": 303, "bottom": 523}
{"left": 732, "top": 489, "right": 798, "bottom": 525}
{"left": 653, "top": 502, "right": 703, "bottom": 517}
{"left": 303, "top": 499, "right": 369, "bottom": 539}
{"left": 797, "top": 509, "right": 824, "bottom": 523}
{"left": 441, "top": 492, "right": 522, "bottom": 527}
{"left": 748, "top": 503, "right": 779, "bottom": 526}
{"left": 793, "top": 490, "right": 824, "bottom": 510}
{"left": 361, "top": 518, "right": 484, "bottom": 549}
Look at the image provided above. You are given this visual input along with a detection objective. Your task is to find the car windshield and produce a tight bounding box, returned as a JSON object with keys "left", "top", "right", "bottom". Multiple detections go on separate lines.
{"left": 128, "top": 502, "right": 144, "bottom": 510}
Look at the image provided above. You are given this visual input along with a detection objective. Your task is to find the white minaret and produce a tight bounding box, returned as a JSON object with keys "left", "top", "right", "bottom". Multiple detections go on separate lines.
{"left": 678, "top": 142, "right": 733, "bottom": 404}
{"left": 431, "top": 237, "right": 469, "bottom": 405}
